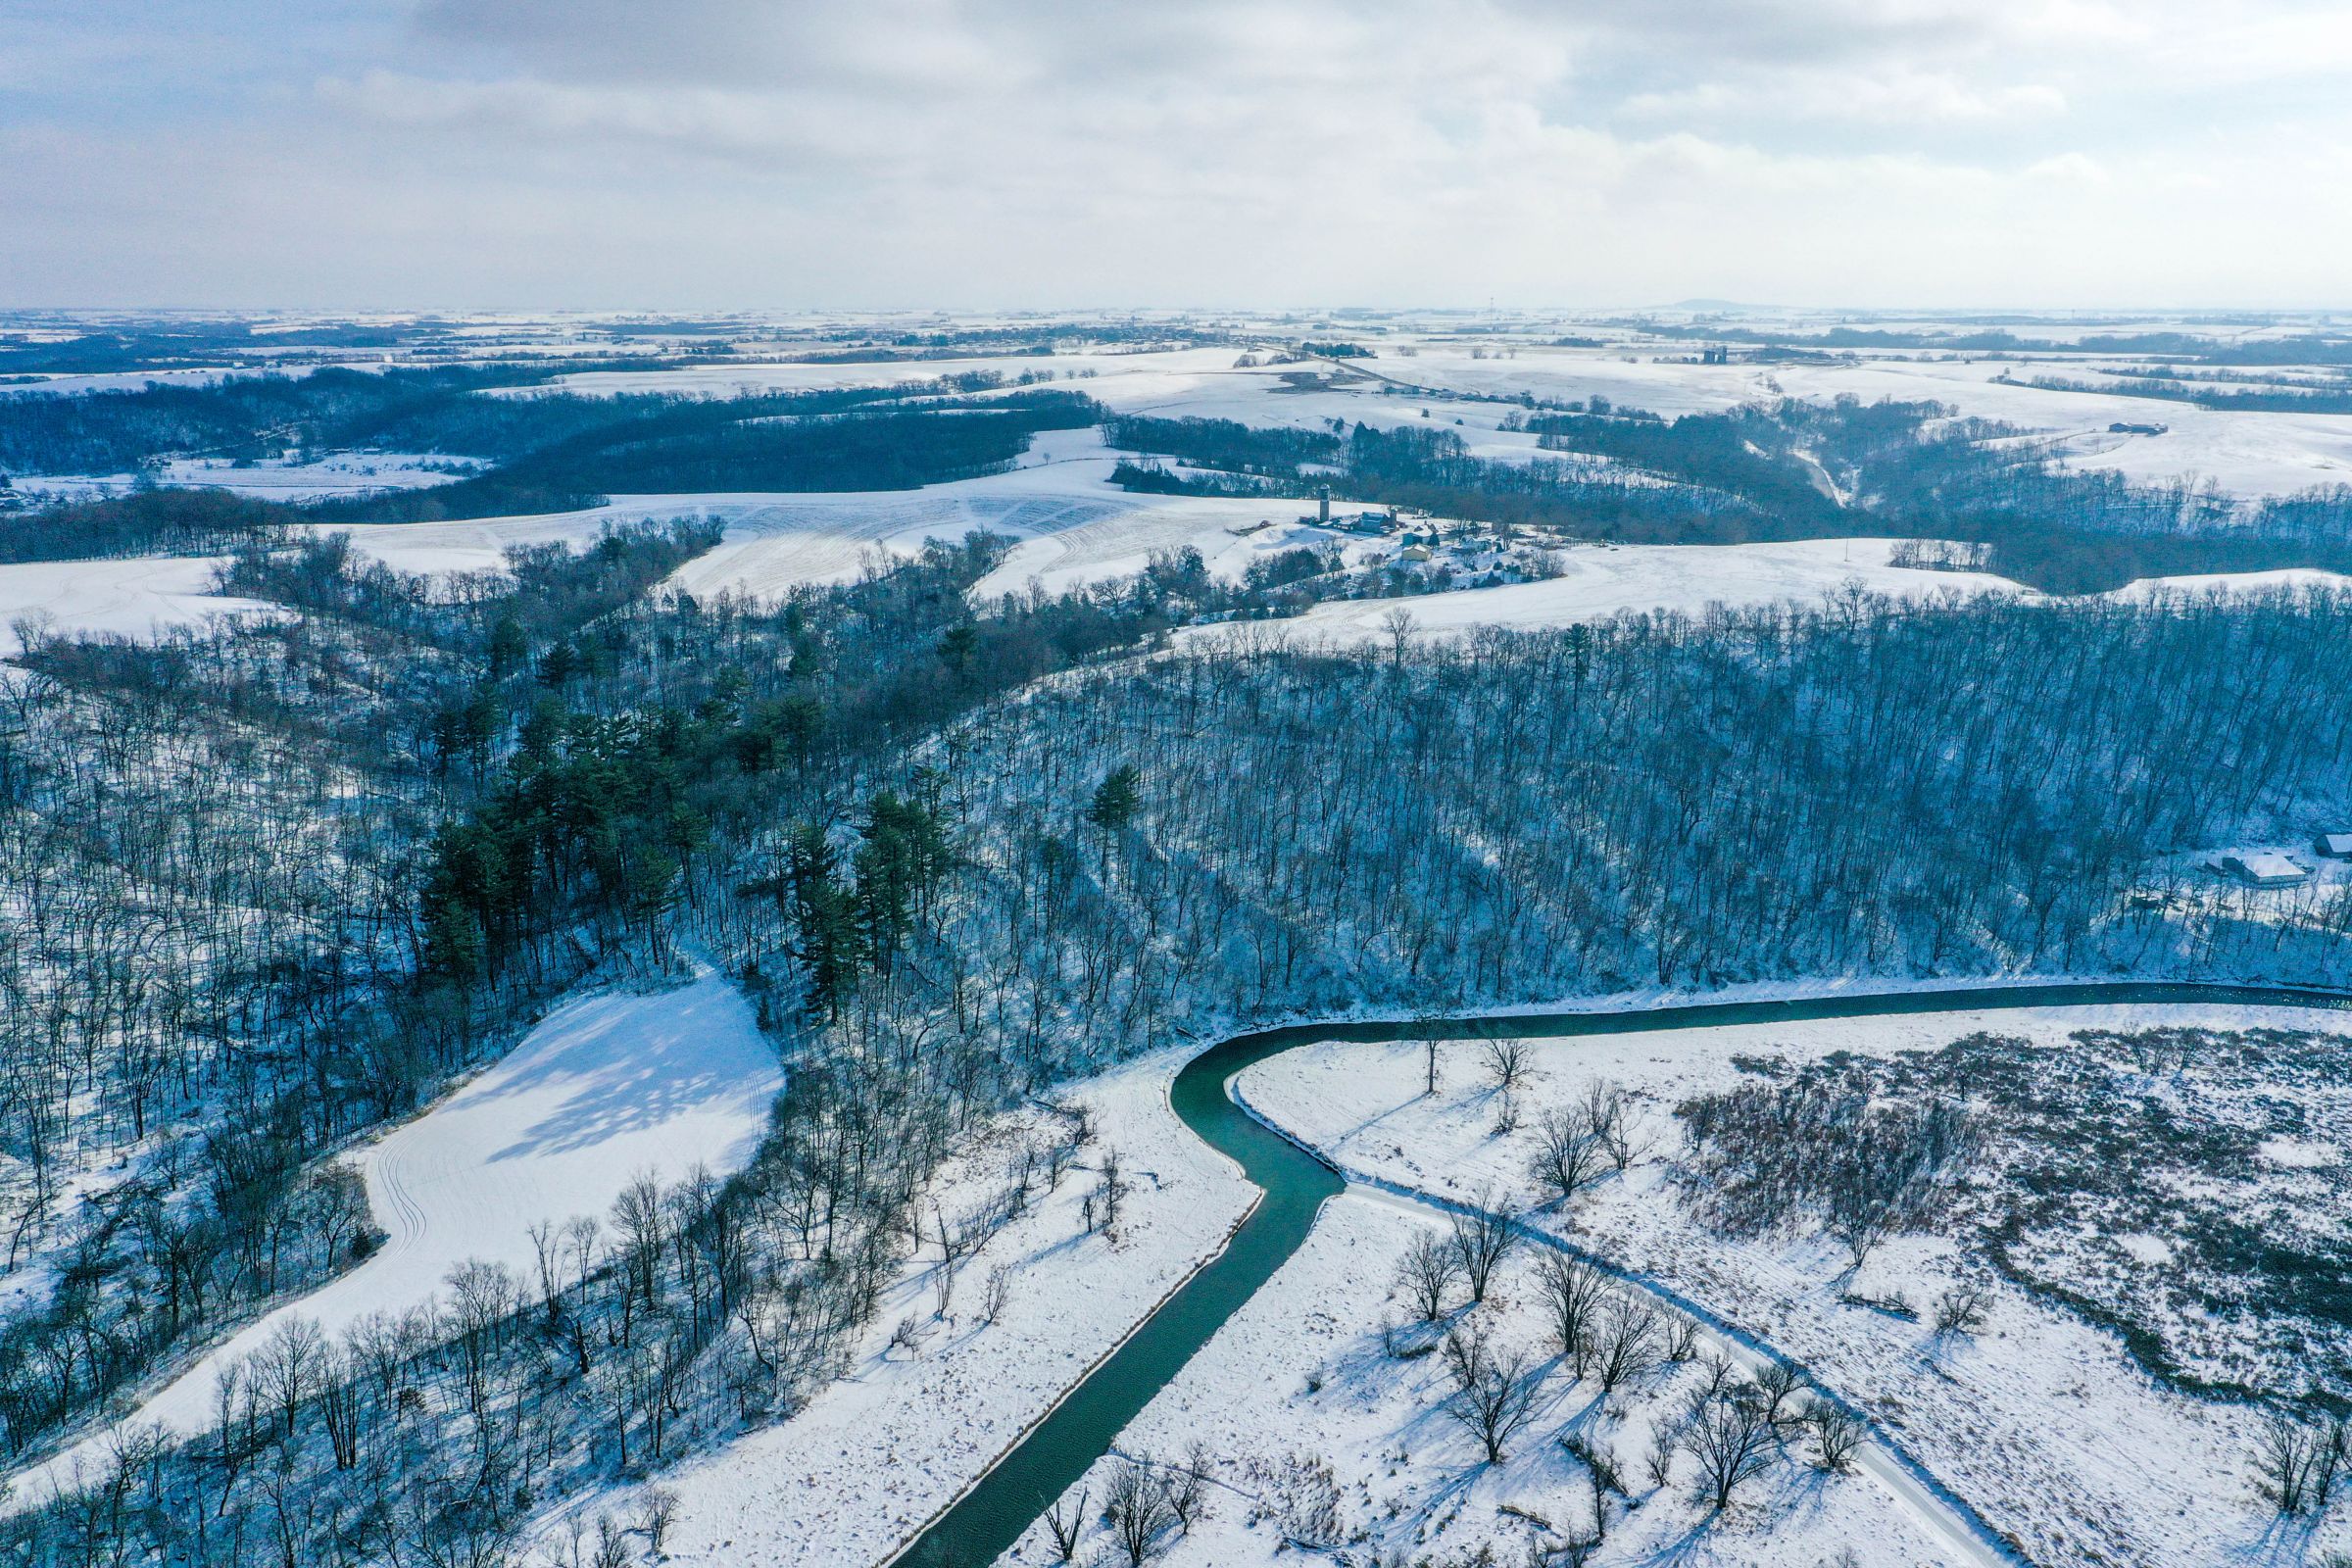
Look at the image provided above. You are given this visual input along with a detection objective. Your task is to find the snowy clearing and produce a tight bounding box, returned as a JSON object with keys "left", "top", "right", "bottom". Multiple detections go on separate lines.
{"left": 1238, "top": 1002, "right": 2352, "bottom": 1567}
{"left": 15, "top": 963, "right": 780, "bottom": 1502}
{"left": 0, "top": 555, "right": 272, "bottom": 656}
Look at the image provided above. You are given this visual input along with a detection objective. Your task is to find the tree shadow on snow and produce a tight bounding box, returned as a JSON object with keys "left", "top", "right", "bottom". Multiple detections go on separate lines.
{"left": 472, "top": 973, "right": 781, "bottom": 1163}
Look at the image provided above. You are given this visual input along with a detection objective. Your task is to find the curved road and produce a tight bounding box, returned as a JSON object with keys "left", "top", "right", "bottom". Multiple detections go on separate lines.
{"left": 894, "top": 980, "right": 2352, "bottom": 1568}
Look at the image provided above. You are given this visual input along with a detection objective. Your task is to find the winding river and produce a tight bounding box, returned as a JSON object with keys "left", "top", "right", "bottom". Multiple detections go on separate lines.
{"left": 893, "top": 980, "right": 2352, "bottom": 1567}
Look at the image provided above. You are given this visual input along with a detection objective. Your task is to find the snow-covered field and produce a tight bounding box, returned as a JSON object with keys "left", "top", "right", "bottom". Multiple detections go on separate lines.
{"left": 484, "top": 335, "right": 2352, "bottom": 501}
{"left": 2104, "top": 565, "right": 2352, "bottom": 602}
{"left": 0, "top": 555, "right": 271, "bottom": 656}
{"left": 592, "top": 1046, "right": 1253, "bottom": 1568}
{"left": 1237, "top": 1004, "right": 2352, "bottom": 1567}
{"left": 303, "top": 441, "right": 1380, "bottom": 604}
{"left": 15, "top": 963, "right": 781, "bottom": 1502}
{"left": 1181, "top": 538, "right": 2020, "bottom": 649}
{"left": 13, "top": 452, "right": 474, "bottom": 505}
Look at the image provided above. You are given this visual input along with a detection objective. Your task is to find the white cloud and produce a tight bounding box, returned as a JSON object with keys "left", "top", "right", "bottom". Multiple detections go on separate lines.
{"left": 0, "top": 0, "right": 2347, "bottom": 307}
{"left": 1623, "top": 71, "right": 2068, "bottom": 125}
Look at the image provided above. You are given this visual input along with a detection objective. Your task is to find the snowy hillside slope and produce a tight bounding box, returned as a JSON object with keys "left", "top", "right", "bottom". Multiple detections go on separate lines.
{"left": 15, "top": 964, "right": 781, "bottom": 1503}
{"left": 0, "top": 555, "right": 273, "bottom": 655}
{"left": 486, "top": 336, "right": 2352, "bottom": 501}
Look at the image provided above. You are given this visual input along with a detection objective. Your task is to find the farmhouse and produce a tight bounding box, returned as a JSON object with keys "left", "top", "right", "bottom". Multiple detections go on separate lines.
{"left": 2213, "top": 850, "right": 2310, "bottom": 888}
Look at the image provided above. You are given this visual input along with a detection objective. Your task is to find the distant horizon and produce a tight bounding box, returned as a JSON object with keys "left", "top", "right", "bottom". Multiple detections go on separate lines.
{"left": 7, "top": 303, "right": 2352, "bottom": 322}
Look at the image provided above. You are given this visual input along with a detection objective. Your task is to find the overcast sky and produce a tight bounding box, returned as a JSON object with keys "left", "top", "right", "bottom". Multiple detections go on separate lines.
{"left": 5, "top": 0, "right": 2350, "bottom": 312}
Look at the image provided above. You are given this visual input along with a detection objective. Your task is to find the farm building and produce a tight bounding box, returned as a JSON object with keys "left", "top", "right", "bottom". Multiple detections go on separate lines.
{"left": 2213, "top": 851, "right": 2310, "bottom": 888}
{"left": 2315, "top": 832, "right": 2352, "bottom": 858}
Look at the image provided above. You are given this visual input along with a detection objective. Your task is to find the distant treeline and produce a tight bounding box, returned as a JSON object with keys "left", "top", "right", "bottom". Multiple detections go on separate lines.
{"left": 1108, "top": 400, "right": 2352, "bottom": 593}
{"left": 2016, "top": 372, "right": 2352, "bottom": 416}
{"left": 1626, "top": 320, "right": 2352, "bottom": 367}
{"left": 0, "top": 373, "right": 1107, "bottom": 542}
{"left": 0, "top": 365, "right": 563, "bottom": 474}
{"left": 0, "top": 488, "right": 291, "bottom": 564}
{"left": 0, "top": 364, "right": 1094, "bottom": 477}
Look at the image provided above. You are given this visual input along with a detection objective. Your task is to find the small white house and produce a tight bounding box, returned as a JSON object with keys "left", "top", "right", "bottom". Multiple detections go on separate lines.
{"left": 2214, "top": 851, "right": 2310, "bottom": 889}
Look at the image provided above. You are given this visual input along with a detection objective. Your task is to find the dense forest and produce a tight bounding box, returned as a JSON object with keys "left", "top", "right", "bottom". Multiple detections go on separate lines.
{"left": 0, "top": 514, "right": 1202, "bottom": 1568}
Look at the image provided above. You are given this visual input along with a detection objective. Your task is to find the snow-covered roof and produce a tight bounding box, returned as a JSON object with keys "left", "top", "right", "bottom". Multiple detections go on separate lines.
{"left": 2220, "top": 849, "right": 2309, "bottom": 885}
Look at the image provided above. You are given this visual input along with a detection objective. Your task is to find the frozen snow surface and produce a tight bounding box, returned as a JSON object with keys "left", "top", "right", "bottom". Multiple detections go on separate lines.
{"left": 0, "top": 555, "right": 273, "bottom": 656}
{"left": 17, "top": 964, "right": 780, "bottom": 1501}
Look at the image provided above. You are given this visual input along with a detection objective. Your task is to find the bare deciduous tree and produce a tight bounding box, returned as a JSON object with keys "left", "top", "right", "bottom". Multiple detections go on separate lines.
{"left": 980, "top": 1263, "right": 1012, "bottom": 1326}
{"left": 1592, "top": 1297, "right": 1659, "bottom": 1393}
{"left": 1683, "top": 1387, "right": 1780, "bottom": 1512}
{"left": 1443, "top": 1323, "right": 1542, "bottom": 1464}
{"left": 634, "top": 1487, "right": 678, "bottom": 1555}
{"left": 1103, "top": 1455, "right": 1178, "bottom": 1567}
{"left": 1397, "top": 1231, "right": 1461, "bottom": 1321}
{"left": 1042, "top": 1485, "right": 1086, "bottom": 1561}
{"left": 1482, "top": 1038, "right": 1532, "bottom": 1097}
{"left": 1749, "top": 1360, "right": 1809, "bottom": 1431}
{"left": 1933, "top": 1277, "right": 1991, "bottom": 1336}
{"left": 1580, "top": 1080, "right": 1639, "bottom": 1171}
{"left": 1534, "top": 1250, "right": 1611, "bottom": 1374}
{"left": 2254, "top": 1410, "right": 2348, "bottom": 1515}
{"left": 1527, "top": 1105, "right": 1610, "bottom": 1209}
{"left": 1448, "top": 1194, "right": 1517, "bottom": 1304}
{"left": 1808, "top": 1401, "right": 1864, "bottom": 1474}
